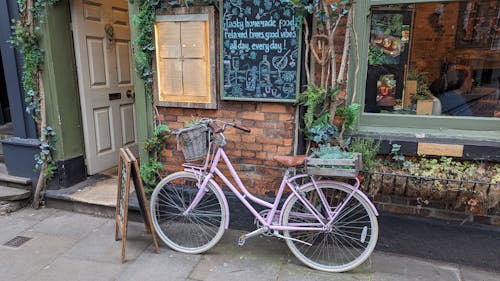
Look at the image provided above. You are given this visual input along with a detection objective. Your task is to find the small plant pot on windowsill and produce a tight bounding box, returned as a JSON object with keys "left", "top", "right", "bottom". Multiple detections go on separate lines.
{"left": 306, "top": 153, "right": 362, "bottom": 178}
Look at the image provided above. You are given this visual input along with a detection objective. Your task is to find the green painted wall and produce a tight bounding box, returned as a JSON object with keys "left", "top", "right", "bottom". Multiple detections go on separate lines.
{"left": 128, "top": 2, "right": 154, "bottom": 163}
{"left": 41, "top": 0, "right": 85, "bottom": 160}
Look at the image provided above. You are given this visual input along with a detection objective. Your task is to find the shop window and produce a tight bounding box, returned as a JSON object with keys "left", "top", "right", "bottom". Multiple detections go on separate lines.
{"left": 364, "top": 1, "right": 499, "bottom": 119}
{"left": 154, "top": 7, "right": 216, "bottom": 109}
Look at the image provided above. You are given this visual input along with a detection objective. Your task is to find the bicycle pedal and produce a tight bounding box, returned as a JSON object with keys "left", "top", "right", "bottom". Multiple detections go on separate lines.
{"left": 238, "top": 234, "right": 246, "bottom": 246}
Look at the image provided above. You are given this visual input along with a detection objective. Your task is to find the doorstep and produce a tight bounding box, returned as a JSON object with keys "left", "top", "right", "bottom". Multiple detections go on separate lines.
{"left": 44, "top": 168, "right": 144, "bottom": 221}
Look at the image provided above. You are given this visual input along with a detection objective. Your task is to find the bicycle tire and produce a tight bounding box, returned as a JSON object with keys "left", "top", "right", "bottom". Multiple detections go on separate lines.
{"left": 150, "top": 171, "right": 226, "bottom": 254}
{"left": 282, "top": 182, "right": 378, "bottom": 272}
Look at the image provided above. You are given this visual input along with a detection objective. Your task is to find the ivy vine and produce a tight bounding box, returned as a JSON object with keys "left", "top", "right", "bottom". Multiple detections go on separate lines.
{"left": 10, "top": 0, "right": 58, "bottom": 179}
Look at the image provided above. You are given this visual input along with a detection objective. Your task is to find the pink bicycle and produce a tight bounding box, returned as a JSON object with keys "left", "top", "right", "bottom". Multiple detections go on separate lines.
{"left": 150, "top": 119, "right": 379, "bottom": 272}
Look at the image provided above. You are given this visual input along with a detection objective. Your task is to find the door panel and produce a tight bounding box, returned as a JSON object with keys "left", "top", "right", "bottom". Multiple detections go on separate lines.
{"left": 115, "top": 41, "right": 132, "bottom": 84}
{"left": 87, "top": 38, "right": 108, "bottom": 87}
{"left": 72, "top": 0, "right": 136, "bottom": 174}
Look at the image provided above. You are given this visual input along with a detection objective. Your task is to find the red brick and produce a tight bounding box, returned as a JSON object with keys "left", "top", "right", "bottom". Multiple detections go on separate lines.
{"left": 241, "top": 112, "right": 265, "bottom": 121}
{"left": 239, "top": 173, "right": 262, "bottom": 181}
{"left": 241, "top": 135, "right": 256, "bottom": 143}
{"left": 279, "top": 114, "right": 293, "bottom": 121}
{"left": 241, "top": 151, "right": 255, "bottom": 158}
{"left": 260, "top": 103, "right": 288, "bottom": 113}
{"left": 255, "top": 151, "right": 267, "bottom": 159}
{"left": 263, "top": 144, "right": 277, "bottom": 152}
{"left": 258, "top": 137, "right": 283, "bottom": 145}
{"left": 283, "top": 138, "right": 293, "bottom": 146}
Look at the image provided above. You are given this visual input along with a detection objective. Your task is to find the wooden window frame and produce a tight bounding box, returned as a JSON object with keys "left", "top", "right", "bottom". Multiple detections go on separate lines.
{"left": 154, "top": 6, "right": 217, "bottom": 109}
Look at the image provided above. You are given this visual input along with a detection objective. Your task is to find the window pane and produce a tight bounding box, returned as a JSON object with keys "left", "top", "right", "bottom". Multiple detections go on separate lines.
{"left": 183, "top": 59, "right": 208, "bottom": 99}
{"left": 157, "top": 22, "right": 181, "bottom": 58}
{"left": 365, "top": 1, "right": 500, "bottom": 118}
{"left": 181, "top": 21, "right": 207, "bottom": 58}
{"left": 158, "top": 58, "right": 183, "bottom": 101}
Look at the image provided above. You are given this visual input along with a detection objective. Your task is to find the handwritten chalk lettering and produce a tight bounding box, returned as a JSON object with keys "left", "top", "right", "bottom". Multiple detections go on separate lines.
{"left": 279, "top": 18, "right": 296, "bottom": 29}
{"left": 224, "top": 18, "right": 244, "bottom": 31}
{"left": 251, "top": 40, "right": 282, "bottom": 53}
{"left": 225, "top": 29, "right": 249, "bottom": 39}
{"left": 245, "top": 17, "right": 277, "bottom": 28}
{"left": 222, "top": 0, "right": 298, "bottom": 101}
{"left": 229, "top": 40, "right": 250, "bottom": 51}
{"left": 280, "top": 30, "right": 297, "bottom": 38}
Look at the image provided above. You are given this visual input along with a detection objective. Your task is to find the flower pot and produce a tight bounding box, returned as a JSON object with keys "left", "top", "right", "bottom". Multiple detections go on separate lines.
{"left": 0, "top": 137, "right": 40, "bottom": 185}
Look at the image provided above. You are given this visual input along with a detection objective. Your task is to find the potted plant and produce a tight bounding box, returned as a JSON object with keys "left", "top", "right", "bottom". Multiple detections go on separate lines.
{"left": 407, "top": 69, "right": 434, "bottom": 115}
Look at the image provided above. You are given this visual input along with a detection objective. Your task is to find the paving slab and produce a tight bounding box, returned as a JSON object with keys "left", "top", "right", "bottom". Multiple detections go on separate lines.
{"left": 64, "top": 219, "right": 152, "bottom": 264}
{"left": 460, "top": 266, "right": 500, "bottom": 281}
{"left": 0, "top": 207, "right": 58, "bottom": 244}
{"left": 370, "top": 252, "right": 461, "bottom": 281}
{"left": 0, "top": 231, "right": 77, "bottom": 281}
{"left": 25, "top": 256, "right": 123, "bottom": 281}
{"left": 117, "top": 245, "right": 201, "bottom": 281}
{"left": 189, "top": 230, "right": 297, "bottom": 281}
{"left": 27, "top": 210, "right": 108, "bottom": 240}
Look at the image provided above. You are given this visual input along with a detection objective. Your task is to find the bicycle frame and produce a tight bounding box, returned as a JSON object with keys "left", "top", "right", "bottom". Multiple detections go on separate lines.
{"left": 183, "top": 145, "right": 378, "bottom": 232}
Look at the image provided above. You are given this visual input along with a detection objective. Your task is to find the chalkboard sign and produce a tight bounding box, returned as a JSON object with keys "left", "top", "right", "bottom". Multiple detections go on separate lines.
{"left": 115, "top": 148, "right": 159, "bottom": 263}
{"left": 222, "top": 0, "right": 300, "bottom": 102}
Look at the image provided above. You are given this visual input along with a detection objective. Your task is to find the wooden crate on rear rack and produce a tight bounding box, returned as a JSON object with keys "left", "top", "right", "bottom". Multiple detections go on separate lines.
{"left": 306, "top": 153, "right": 362, "bottom": 178}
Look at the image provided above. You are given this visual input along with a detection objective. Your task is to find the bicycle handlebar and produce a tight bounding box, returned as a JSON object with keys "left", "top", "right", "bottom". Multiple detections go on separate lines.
{"left": 207, "top": 119, "right": 251, "bottom": 134}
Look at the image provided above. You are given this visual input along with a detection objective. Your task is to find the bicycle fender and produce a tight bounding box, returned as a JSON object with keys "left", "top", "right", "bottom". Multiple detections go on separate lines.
{"left": 188, "top": 170, "right": 230, "bottom": 229}
{"left": 279, "top": 180, "right": 379, "bottom": 225}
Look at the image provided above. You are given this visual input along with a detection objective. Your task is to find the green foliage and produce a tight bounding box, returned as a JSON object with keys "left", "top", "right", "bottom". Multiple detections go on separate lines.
{"left": 297, "top": 85, "right": 328, "bottom": 130}
{"left": 311, "top": 144, "right": 354, "bottom": 159}
{"left": 140, "top": 158, "right": 164, "bottom": 196}
{"left": 335, "top": 103, "right": 360, "bottom": 131}
{"left": 307, "top": 113, "right": 337, "bottom": 145}
{"left": 368, "top": 45, "right": 385, "bottom": 66}
{"left": 140, "top": 124, "right": 170, "bottom": 196}
{"left": 10, "top": 0, "right": 59, "bottom": 181}
{"left": 35, "top": 126, "right": 57, "bottom": 178}
{"left": 348, "top": 138, "right": 381, "bottom": 171}
{"left": 407, "top": 67, "right": 432, "bottom": 101}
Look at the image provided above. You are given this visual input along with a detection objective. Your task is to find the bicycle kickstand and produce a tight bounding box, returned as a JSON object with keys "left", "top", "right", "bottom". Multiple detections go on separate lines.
{"left": 238, "top": 227, "right": 269, "bottom": 246}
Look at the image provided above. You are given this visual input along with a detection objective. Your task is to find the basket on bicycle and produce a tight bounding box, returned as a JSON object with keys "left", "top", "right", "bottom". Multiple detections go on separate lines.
{"left": 306, "top": 153, "right": 362, "bottom": 178}
{"left": 173, "top": 123, "right": 210, "bottom": 162}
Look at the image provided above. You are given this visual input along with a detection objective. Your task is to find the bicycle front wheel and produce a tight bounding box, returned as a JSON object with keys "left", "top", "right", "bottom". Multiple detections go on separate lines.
{"left": 150, "top": 171, "right": 226, "bottom": 254}
{"left": 282, "top": 183, "right": 378, "bottom": 272}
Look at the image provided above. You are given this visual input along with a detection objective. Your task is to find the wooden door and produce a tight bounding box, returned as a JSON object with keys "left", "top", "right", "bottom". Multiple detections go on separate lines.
{"left": 71, "top": 0, "right": 136, "bottom": 174}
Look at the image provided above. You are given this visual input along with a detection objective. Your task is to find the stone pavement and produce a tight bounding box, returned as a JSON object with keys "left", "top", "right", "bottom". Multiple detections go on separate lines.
{"left": 0, "top": 208, "right": 498, "bottom": 281}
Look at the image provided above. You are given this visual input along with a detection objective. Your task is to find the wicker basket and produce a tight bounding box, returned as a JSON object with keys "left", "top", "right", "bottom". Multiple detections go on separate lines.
{"left": 174, "top": 124, "right": 210, "bottom": 162}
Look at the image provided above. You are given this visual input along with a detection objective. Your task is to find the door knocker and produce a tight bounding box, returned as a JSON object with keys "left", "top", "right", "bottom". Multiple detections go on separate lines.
{"left": 104, "top": 24, "right": 114, "bottom": 45}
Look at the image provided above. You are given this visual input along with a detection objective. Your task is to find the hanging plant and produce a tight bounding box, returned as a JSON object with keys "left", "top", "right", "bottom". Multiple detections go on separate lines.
{"left": 10, "top": 0, "right": 59, "bottom": 208}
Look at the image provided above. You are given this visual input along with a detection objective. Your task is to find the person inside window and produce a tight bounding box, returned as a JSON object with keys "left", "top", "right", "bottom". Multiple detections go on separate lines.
{"left": 434, "top": 65, "right": 473, "bottom": 116}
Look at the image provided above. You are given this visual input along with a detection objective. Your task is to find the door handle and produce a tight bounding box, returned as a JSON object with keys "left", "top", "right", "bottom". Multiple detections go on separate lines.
{"left": 126, "top": 90, "right": 135, "bottom": 99}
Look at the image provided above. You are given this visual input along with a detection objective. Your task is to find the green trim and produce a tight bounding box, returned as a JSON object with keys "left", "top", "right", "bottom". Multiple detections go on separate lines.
{"left": 129, "top": 2, "right": 154, "bottom": 163}
{"left": 41, "top": 0, "right": 84, "bottom": 160}
{"left": 348, "top": 0, "right": 500, "bottom": 142}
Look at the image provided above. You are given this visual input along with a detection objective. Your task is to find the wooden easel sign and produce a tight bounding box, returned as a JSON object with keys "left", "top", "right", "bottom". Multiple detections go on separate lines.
{"left": 115, "top": 148, "right": 160, "bottom": 263}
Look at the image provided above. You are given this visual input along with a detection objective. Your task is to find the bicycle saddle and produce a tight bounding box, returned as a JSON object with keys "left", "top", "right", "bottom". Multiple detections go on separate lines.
{"left": 273, "top": 155, "right": 306, "bottom": 167}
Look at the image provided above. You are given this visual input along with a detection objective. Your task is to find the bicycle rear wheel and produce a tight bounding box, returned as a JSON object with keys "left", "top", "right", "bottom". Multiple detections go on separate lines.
{"left": 282, "top": 183, "right": 378, "bottom": 272}
{"left": 150, "top": 171, "right": 226, "bottom": 254}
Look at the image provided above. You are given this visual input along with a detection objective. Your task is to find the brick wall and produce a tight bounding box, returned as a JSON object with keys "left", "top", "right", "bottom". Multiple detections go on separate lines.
{"left": 158, "top": 102, "right": 296, "bottom": 196}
